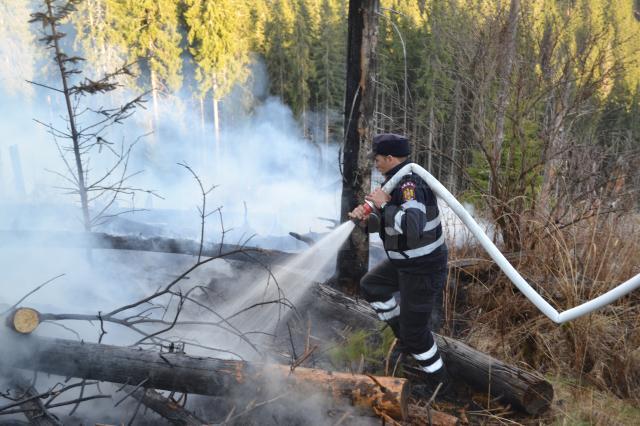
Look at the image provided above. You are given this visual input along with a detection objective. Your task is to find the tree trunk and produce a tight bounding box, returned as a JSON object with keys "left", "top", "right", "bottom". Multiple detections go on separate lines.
{"left": 448, "top": 80, "right": 461, "bottom": 193}
{"left": 428, "top": 106, "right": 434, "bottom": 171}
{"left": 150, "top": 68, "right": 160, "bottom": 143}
{"left": 212, "top": 79, "right": 221, "bottom": 166}
{"left": 336, "top": 0, "right": 380, "bottom": 295}
{"left": 44, "top": 0, "right": 91, "bottom": 231}
{"left": 199, "top": 96, "right": 205, "bottom": 135}
{"left": 310, "top": 282, "right": 553, "bottom": 416}
{"left": 199, "top": 96, "right": 206, "bottom": 169}
{"left": 325, "top": 46, "right": 330, "bottom": 146}
{"left": 0, "top": 334, "right": 409, "bottom": 421}
{"left": 489, "top": 0, "right": 520, "bottom": 195}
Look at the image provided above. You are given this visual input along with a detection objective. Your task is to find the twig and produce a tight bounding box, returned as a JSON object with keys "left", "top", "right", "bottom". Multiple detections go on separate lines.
{"left": 1, "top": 274, "right": 65, "bottom": 316}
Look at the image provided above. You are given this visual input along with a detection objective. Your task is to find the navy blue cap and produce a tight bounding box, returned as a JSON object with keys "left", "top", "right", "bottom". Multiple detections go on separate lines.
{"left": 372, "top": 133, "right": 411, "bottom": 157}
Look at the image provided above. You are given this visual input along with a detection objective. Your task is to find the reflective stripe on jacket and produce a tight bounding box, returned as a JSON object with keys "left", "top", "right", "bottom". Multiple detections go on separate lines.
{"left": 377, "top": 161, "right": 447, "bottom": 270}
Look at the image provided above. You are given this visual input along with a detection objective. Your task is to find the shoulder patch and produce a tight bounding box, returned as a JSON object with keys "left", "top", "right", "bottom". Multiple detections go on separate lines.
{"left": 400, "top": 181, "right": 416, "bottom": 201}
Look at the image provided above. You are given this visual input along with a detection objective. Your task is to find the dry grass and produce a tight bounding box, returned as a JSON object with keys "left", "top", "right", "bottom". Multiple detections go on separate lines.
{"left": 446, "top": 211, "right": 640, "bottom": 422}
{"left": 548, "top": 374, "right": 640, "bottom": 425}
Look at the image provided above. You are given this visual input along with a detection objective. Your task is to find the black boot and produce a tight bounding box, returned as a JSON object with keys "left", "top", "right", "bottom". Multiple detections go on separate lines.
{"left": 406, "top": 364, "right": 456, "bottom": 401}
{"left": 384, "top": 317, "right": 410, "bottom": 368}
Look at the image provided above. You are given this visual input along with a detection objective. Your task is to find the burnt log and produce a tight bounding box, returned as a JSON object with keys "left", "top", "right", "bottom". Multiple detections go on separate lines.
{"left": 0, "top": 230, "right": 289, "bottom": 265}
{"left": 2, "top": 372, "right": 62, "bottom": 426}
{"left": 311, "top": 282, "right": 554, "bottom": 415}
{"left": 0, "top": 333, "right": 408, "bottom": 421}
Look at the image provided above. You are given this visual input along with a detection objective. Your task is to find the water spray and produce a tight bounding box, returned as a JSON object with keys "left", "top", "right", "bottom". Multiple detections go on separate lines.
{"left": 364, "top": 163, "right": 640, "bottom": 324}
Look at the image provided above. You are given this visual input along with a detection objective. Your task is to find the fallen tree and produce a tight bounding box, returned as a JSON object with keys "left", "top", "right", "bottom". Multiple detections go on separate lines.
{"left": 311, "top": 282, "right": 554, "bottom": 416}
{"left": 0, "top": 230, "right": 289, "bottom": 265}
{"left": 0, "top": 332, "right": 409, "bottom": 421}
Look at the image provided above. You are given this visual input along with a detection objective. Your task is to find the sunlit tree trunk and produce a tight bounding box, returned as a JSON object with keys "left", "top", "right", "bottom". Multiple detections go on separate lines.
{"left": 212, "top": 76, "right": 221, "bottom": 164}
{"left": 150, "top": 68, "right": 160, "bottom": 143}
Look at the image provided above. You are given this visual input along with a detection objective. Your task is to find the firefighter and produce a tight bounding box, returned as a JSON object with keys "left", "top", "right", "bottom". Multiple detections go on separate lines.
{"left": 349, "top": 133, "right": 451, "bottom": 394}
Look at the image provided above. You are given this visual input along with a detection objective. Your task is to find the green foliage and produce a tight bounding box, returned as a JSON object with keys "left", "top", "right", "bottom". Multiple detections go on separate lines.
{"left": 329, "top": 326, "right": 396, "bottom": 375}
{"left": 313, "top": 0, "right": 346, "bottom": 114}
{"left": 112, "top": 0, "right": 183, "bottom": 93}
{"left": 18, "top": 0, "right": 639, "bottom": 200}
{"left": 184, "top": 0, "right": 250, "bottom": 100}
{"left": 0, "top": 0, "right": 38, "bottom": 96}
{"left": 73, "top": 0, "right": 128, "bottom": 79}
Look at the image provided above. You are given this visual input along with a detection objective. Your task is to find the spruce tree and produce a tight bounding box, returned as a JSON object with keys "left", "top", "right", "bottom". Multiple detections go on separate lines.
{"left": 184, "top": 0, "right": 251, "bottom": 159}
{"left": 111, "top": 0, "right": 183, "bottom": 135}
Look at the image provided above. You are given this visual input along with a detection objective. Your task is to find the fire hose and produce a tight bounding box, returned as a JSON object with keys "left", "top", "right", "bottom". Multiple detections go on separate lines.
{"left": 358, "top": 163, "right": 640, "bottom": 324}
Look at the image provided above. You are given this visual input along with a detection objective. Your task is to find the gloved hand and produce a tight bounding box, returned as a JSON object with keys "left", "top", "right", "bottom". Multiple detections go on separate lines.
{"left": 365, "top": 188, "right": 391, "bottom": 209}
{"left": 348, "top": 204, "right": 369, "bottom": 221}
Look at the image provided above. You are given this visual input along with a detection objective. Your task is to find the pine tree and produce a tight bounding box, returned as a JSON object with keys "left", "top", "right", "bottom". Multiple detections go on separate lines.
{"left": 30, "top": 0, "right": 148, "bottom": 233}
{"left": 263, "top": 0, "right": 297, "bottom": 110}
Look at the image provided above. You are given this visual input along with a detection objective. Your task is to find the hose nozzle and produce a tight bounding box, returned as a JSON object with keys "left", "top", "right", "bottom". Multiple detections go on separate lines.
{"left": 350, "top": 200, "right": 375, "bottom": 224}
{"left": 361, "top": 199, "right": 375, "bottom": 216}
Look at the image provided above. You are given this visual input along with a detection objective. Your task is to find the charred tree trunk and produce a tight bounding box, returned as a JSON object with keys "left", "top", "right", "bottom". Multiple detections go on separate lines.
{"left": 311, "top": 282, "right": 553, "bottom": 416}
{"left": 0, "top": 334, "right": 409, "bottom": 421}
{"left": 337, "top": 0, "right": 380, "bottom": 295}
{"left": 0, "top": 230, "right": 290, "bottom": 265}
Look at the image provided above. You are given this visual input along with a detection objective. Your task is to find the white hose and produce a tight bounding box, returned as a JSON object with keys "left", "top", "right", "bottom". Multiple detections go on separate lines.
{"left": 382, "top": 163, "right": 640, "bottom": 324}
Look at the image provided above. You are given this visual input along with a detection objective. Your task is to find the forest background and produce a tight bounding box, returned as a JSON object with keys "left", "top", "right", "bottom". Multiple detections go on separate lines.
{"left": 1, "top": 0, "right": 640, "bottom": 424}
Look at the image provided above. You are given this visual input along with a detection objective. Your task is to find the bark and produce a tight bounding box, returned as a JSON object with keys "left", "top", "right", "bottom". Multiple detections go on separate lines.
{"left": 0, "top": 230, "right": 290, "bottom": 266}
{"left": 408, "top": 404, "right": 460, "bottom": 426}
{"left": 0, "top": 334, "right": 409, "bottom": 421}
{"left": 311, "top": 282, "right": 553, "bottom": 415}
{"left": 336, "top": 0, "right": 380, "bottom": 295}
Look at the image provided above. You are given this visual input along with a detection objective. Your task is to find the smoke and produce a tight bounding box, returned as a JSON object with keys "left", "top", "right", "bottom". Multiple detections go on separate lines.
{"left": 0, "top": 9, "right": 353, "bottom": 423}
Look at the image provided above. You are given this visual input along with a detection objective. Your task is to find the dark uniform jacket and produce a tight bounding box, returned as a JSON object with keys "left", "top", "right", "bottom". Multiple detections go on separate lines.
{"left": 369, "top": 161, "right": 447, "bottom": 272}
